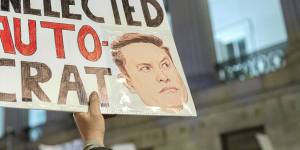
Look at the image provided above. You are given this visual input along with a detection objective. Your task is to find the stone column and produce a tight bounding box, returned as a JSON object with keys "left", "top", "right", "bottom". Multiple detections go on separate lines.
{"left": 168, "top": 0, "right": 220, "bottom": 90}
{"left": 280, "top": 0, "right": 300, "bottom": 64}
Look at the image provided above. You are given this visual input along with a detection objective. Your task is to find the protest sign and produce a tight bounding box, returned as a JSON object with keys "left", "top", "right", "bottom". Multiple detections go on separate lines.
{"left": 0, "top": 0, "right": 197, "bottom": 116}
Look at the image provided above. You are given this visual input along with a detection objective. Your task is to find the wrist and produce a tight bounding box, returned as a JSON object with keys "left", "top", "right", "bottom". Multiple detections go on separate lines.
{"left": 85, "top": 140, "right": 105, "bottom": 147}
{"left": 83, "top": 132, "right": 105, "bottom": 146}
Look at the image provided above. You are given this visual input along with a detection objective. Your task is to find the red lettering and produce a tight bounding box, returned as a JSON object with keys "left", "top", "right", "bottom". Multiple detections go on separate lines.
{"left": 41, "top": 21, "right": 75, "bottom": 59}
{"left": 0, "top": 16, "right": 15, "bottom": 54}
{"left": 14, "top": 18, "right": 37, "bottom": 56}
{"left": 77, "top": 25, "right": 102, "bottom": 62}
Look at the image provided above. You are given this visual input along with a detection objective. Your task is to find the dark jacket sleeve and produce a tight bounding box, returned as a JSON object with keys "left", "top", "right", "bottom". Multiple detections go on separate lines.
{"left": 90, "top": 147, "right": 112, "bottom": 150}
{"left": 83, "top": 143, "right": 112, "bottom": 150}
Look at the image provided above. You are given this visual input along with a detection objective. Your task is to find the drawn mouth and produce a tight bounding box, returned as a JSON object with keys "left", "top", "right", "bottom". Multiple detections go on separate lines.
{"left": 160, "top": 87, "right": 178, "bottom": 93}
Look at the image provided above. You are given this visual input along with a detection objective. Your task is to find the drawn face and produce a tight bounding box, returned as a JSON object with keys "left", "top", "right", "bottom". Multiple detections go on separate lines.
{"left": 119, "top": 43, "right": 188, "bottom": 111}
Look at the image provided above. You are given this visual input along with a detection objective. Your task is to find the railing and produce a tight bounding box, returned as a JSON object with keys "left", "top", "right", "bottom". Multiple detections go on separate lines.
{"left": 216, "top": 42, "right": 287, "bottom": 81}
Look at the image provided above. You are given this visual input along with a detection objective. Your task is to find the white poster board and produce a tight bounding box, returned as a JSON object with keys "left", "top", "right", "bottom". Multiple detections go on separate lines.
{"left": 0, "top": 0, "right": 197, "bottom": 116}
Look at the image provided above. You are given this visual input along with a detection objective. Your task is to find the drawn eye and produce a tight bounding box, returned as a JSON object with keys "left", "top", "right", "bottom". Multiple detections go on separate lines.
{"left": 139, "top": 66, "right": 151, "bottom": 72}
{"left": 161, "top": 62, "right": 170, "bottom": 69}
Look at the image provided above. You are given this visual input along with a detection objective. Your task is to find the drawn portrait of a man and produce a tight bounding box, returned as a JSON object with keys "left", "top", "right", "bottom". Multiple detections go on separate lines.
{"left": 111, "top": 33, "right": 188, "bottom": 112}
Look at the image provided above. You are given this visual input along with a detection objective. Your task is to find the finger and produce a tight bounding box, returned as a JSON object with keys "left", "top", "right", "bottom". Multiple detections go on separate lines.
{"left": 73, "top": 112, "right": 86, "bottom": 120}
{"left": 73, "top": 112, "right": 85, "bottom": 117}
{"left": 73, "top": 112, "right": 83, "bottom": 127}
{"left": 89, "top": 91, "right": 101, "bottom": 116}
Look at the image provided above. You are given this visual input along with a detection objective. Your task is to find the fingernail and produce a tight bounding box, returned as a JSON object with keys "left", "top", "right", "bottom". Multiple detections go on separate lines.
{"left": 90, "top": 91, "right": 99, "bottom": 100}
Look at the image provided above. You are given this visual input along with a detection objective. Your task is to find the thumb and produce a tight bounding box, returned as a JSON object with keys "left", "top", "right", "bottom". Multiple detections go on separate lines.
{"left": 89, "top": 91, "right": 101, "bottom": 116}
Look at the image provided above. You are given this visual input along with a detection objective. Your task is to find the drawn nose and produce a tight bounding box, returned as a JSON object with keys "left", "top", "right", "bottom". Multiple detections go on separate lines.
{"left": 156, "top": 69, "right": 169, "bottom": 83}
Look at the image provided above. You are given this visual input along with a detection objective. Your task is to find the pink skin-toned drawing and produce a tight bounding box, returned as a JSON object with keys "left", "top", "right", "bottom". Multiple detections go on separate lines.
{"left": 111, "top": 33, "right": 188, "bottom": 112}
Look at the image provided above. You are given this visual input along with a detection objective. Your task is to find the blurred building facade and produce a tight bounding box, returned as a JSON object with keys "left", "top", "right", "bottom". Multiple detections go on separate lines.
{"left": 105, "top": 0, "right": 300, "bottom": 150}
{"left": 1, "top": 0, "right": 300, "bottom": 150}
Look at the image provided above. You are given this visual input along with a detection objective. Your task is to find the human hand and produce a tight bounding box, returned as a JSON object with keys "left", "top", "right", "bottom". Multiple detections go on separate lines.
{"left": 74, "top": 92, "right": 105, "bottom": 146}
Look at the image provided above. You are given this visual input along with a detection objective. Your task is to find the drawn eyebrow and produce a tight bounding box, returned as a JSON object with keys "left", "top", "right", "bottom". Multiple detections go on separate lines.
{"left": 160, "top": 57, "right": 169, "bottom": 63}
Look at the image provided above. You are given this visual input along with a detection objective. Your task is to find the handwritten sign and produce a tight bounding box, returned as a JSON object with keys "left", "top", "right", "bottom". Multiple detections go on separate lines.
{"left": 0, "top": 0, "right": 196, "bottom": 116}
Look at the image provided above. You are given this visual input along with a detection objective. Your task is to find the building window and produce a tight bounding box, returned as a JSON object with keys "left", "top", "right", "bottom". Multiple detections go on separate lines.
{"left": 28, "top": 110, "right": 47, "bottom": 141}
{"left": 223, "top": 38, "right": 247, "bottom": 60}
{"left": 208, "top": 0, "right": 288, "bottom": 81}
{"left": 0, "top": 108, "right": 4, "bottom": 138}
{"left": 221, "top": 126, "right": 266, "bottom": 150}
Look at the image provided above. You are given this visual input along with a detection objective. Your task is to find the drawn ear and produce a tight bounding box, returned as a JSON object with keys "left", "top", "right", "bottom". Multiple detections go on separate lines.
{"left": 117, "top": 73, "right": 136, "bottom": 93}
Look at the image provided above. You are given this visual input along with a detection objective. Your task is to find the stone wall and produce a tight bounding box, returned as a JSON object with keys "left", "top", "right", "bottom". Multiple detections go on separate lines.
{"left": 105, "top": 67, "right": 300, "bottom": 150}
